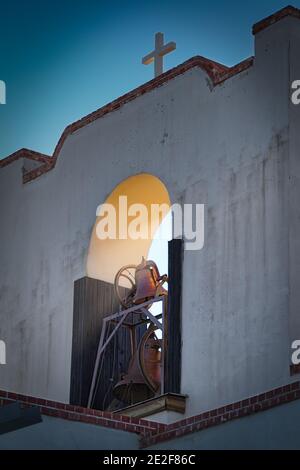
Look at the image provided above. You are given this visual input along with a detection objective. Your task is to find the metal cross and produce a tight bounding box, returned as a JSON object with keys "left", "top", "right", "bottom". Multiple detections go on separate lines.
{"left": 142, "top": 32, "right": 176, "bottom": 77}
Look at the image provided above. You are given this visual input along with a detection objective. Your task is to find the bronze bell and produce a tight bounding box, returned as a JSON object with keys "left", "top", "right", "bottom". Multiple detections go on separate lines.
{"left": 113, "top": 351, "right": 154, "bottom": 405}
{"left": 132, "top": 257, "right": 166, "bottom": 305}
{"left": 113, "top": 328, "right": 161, "bottom": 405}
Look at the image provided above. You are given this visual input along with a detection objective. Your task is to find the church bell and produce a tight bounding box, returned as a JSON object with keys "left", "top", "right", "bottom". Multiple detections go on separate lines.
{"left": 113, "top": 328, "right": 161, "bottom": 405}
{"left": 113, "top": 351, "right": 154, "bottom": 405}
{"left": 132, "top": 257, "right": 167, "bottom": 305}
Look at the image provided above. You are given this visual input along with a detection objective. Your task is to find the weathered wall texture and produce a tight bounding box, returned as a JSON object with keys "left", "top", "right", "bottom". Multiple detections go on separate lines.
{"left": 0, "top": 16, "right": 299, "bottom": 420}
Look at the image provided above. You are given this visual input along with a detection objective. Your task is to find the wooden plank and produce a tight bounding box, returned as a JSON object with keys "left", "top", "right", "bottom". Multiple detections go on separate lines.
{"left": 113, "top": 392, "right": 186, "bottom": 419}
{"left": 164, "top": 239, "right": 183, "bottom": 393}
{"left": 70, "top": 277, "right": 145, "bottom": 410}
{"left": 70, "top": 277, "right": 127, "bottom": 409}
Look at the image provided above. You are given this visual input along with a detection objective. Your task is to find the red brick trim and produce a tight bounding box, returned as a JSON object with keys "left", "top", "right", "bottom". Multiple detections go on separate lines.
{"left": 141, "top": 381, "right": 300, "bottom": 448}
{"left": 3, "top": 5, "right": 298, "bottom": 182}
{"left": 0, "top": 55, "right": 253, "bottom": 184}
{"left": 253, "top": 5, "right": 300, "bottom": 35}
{"left": 0, "top": 148, "right": 53, "bottom": 184}
{"left": 1, "top": 382, "right": 300, "bottom": 447}
{"left": 0, "top": 148, "right": 52, "bottom": 169}
{"left": 214, "top": 57, "right": 253, "bottom": 86}
{"left": 0, "top": 389, "right": 166, "bottom": 437}
{"left": 290, "top": 364, "right": 300, "bottom": 376}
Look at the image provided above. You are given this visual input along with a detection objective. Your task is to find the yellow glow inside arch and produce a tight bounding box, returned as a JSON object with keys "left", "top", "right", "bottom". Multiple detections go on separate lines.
{"left": 86, "top": 173, "right": 171, "bottom": 284}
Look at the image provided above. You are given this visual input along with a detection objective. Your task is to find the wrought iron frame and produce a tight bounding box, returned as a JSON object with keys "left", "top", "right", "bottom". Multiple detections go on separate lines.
{"left": 87, "top": 295, "right": 167, "bottom": 409}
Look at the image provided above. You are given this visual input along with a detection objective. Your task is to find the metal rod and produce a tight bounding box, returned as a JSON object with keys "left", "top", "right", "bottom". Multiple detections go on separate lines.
{"left": 87, "top": 318, "right": 108, "bottom": 408}
{"left": 87, "top": 295, "right": 166, "bottom": 409}
{"left": 87, "top": 310, "right": 129, "bottom": 408}
{"left": 140, "top": 307, "right": 163, "bottom": 330}
{"left": 129, "top": 326, "right": 137, "bottom": 357}
{"left": 130, "top": 314, "right": 163, "bottom": 327}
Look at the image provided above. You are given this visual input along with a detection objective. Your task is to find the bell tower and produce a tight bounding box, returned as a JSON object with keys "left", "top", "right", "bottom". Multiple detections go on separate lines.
{"left": 70, "top": 173, "right": 185, "bottom": 417}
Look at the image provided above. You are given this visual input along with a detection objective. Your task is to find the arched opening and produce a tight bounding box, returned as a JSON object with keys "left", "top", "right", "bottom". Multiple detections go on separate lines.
{"left": 71, "top": 175, "right": 182, "bottom": 411}
{"left": 86, "top": 173, "right": 171, "bottom": 284}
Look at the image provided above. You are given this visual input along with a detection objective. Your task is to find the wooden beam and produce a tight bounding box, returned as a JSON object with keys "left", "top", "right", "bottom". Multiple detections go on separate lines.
{"left": 114, "top": 393, "right": 186, "bottom": 419}
{"left": 70, "top": 277, "right": 133, "bottom": 410}
{"left": 164, "top": 239, "right": 183, "bottom": 393}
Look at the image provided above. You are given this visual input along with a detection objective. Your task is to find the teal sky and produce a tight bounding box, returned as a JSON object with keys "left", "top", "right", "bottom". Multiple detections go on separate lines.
{"left": 0, "top": 0, "right": 299, "bottom": 159}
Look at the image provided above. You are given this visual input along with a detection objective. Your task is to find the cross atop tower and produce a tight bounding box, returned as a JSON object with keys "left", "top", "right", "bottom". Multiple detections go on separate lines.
{"left": 142, "top": 32, "right": 176, "bottom": 78}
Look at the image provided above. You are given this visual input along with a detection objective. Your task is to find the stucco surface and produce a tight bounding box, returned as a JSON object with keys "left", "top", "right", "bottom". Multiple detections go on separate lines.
{"left": 0, "top": 16, "right": 299, "bottom": 420}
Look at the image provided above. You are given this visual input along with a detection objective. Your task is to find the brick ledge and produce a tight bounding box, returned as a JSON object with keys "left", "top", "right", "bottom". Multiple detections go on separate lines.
{"left": 0, "top": 390, "right": 166, "bottom": 437}
{"left": 141, "top": 381, "right": 300, "bottom": 447}
{"left": 253, "top": 5, "right": 300, "bottom": 35}
{"left": 290, "top": 364, "right": 300, "bottom": 376}
{"left": 1, "top": 381, "right": 300, "bottom": 447}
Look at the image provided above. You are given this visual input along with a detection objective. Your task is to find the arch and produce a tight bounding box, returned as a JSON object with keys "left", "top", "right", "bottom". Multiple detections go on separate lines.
{"left": 86, "top": 173, "right": 171, "bottom": 284}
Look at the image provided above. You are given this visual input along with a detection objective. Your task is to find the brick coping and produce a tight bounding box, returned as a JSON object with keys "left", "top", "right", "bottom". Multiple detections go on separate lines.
{"left": 1, "top": 381, "right": 300, "bottom": 447}
{"left": 253, "top": 5, "right": 300, "bottom": 35}
{"left": 0, "top": 389, "right": 166, "bottom": 437}
{"left": 2, "top": 6, "right": 300, "bottom": 184}
{"left": 0, "top": 55, "right": 253, "bottom": 184}
{"left": 0, "top": 148, "right": 52, "bottom": 169}
{"left": 142, "top": 381, "right": 300, "bottom": 447}
{"left": 290, "top": 364, "right": 300, "bottom": 376}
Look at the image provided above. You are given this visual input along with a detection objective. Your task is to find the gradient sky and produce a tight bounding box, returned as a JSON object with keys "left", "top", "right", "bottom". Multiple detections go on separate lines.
{"left": 0, "top": 0, "right": 299, "bottom": 159}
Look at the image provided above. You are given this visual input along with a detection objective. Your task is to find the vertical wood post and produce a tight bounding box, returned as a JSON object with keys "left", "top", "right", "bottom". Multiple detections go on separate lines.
{"left": 164, "top": 239, "right": 183, "bottom": 393}
{"left": 70, "top": 277, "right": 131, "bottom": 409}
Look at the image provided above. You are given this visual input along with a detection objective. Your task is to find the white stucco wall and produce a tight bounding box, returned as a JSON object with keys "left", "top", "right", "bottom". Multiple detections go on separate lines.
{"left": 0, "top": 16, "right": 299, "bottom": 419}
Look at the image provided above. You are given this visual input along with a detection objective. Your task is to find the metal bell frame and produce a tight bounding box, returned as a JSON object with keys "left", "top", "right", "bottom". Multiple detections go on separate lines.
{"left": 87, "top": 295, "right": 167, "bottom": 409}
